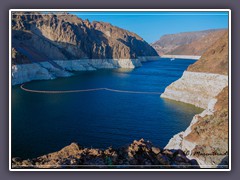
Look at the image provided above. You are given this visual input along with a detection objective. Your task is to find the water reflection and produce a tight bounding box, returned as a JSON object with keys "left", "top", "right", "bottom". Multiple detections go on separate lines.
{"left": 162, "top": 98, "right": 203, "bottom": 115}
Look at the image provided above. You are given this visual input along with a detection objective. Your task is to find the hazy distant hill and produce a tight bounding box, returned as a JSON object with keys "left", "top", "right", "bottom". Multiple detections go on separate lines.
{"left": 151, "top": 29, "right": 227, "bottom": 56}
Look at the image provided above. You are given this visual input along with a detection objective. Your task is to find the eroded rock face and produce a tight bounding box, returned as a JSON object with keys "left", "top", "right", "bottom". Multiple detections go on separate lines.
{"left": 11, "top": 59, "right": 142, "bottom": 85}
{"left": 11, "top": 62, "right": 72, "bottom": 85}
{"left": 160, "top": 71, "right": 228, "bottom": 109}
{"left": 12, "top": 139, "right": 199, "bottom": 169}
{"left": 11, "top": 12, "right": 158, "bottom": 64}
{"left": 11, "top": 12, "right": 158, "bottom": 85}
{"left": 165, "top": 87, "right": 229, "bottom": 168}
{"left": 185, "top": 87, "right": 228, "bottom": 168}
{"left": 163, "top": 32, "right": 229, "bottom": 168}
{"left": 160, "top": 32, "right": 229, "bottom": 109}
{"left": 187, "top": 32, "right": 229, "bottom": 75}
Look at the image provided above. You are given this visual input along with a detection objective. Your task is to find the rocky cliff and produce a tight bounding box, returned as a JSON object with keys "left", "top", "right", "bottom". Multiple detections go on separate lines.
{"left": 12, "top": 12, "right": 158, "bottom": 63}
{"left": 162, "top": 32, "right": 229, "bottom": 168}
{"left": 161, "top": 32, "right": 228, "bottom": 108}
{"left": 12, "top": 139, "right": 199, "bottom": 169}
{"left": 11, "top": 12, "right": 158, "bottom": 85}
{"left": 160, "top": 71, "right": 228, "bottom": 109}
{"left": 187, "top": 32, "right": 229, "bottom": 75}
{"left": 165, "top": 86, "right": 229, "bottom": 168}
{"left": 151, "top": 29, "right": 227, "bottom": 56}
{"left": 11, "top": 59, "right": 142, "bottom": 85}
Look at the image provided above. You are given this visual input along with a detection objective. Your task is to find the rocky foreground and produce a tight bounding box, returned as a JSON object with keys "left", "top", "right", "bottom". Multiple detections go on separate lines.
{"left": 12, "top": 139, "right": 199, "bottom": 169}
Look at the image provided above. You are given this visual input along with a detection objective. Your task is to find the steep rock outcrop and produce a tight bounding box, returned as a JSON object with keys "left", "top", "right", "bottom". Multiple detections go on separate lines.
{"left": 11, "top": 11, "right": 159, "bottom": 85}
{"left": 12, "top": 12, "right": 158, "bottom": 63}
{"left": 160, "top": 71, "right": 228, "bottom": 109}
{"left": 161, "top": 32, "right": 228, "bottom": 108}
{"left": 162, "top": 32, "right": 229, "bottom": 168}
{"left": 11, "top": 62, "right": 71, "bottom": 85}
{"left": 12, "top": 59, "right": 142, "bottom": 85}
{"left": 12, "top": 139, "right": 199, "bottom": 169}
{"left": 187, "top": 32, "right": 229, "bottom": 75}
{"left": 165, "top": 87, "right": 228, "bottom": 168}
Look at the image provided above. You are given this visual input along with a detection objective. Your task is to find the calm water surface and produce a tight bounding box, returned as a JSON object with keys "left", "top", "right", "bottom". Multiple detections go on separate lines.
{"left": 12, "top": 58, "right": 203, "bottom": 159}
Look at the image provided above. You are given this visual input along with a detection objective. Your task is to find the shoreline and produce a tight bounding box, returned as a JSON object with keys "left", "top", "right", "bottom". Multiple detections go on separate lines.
{"left": 160, "top": 55, "right": 201, "bottom": 60}
{"left": 12, "top": 56, "right": 223, "bottom": 168}
{"left": 11, "top": 57, "right": 162, "bottom": 86}
{"left": 160, "top": 71, "right": 228, "bottom": 109}
{"left": 12, "top": 58, "right": 160, "bottom": 86}
{"left": 161, "top": 71, "right": 228, "bottom": 168}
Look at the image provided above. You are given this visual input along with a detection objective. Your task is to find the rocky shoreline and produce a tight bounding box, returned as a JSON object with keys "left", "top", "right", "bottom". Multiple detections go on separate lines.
{"left": 162, "top": 32, "right": 229, "bottom": 168}
{"left": 160, "top": 71, "right": 228, "bottom": 109}
{"left": 161, "top": 72, "right": 228, "bottom": 168}
{"left": 12, "top": 57, "right": 160, "bottom": 85}
{"left": 12, "top": 139, "right": 199, "bottom": 169}
{"left": 11, "top": 12, "right": 159, "bottom": 86}
{"left": 164, "top": 87, "right": 228, "bottom": 168}
{"left": 160, "top": 55, "right": 201, "bottom": 60}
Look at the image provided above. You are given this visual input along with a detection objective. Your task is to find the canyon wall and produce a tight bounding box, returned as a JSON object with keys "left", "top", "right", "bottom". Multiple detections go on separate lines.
{"left": 12, "top": 12, "right": 158, "bottom": 64}
{"left": 160, "top": 71, "right": 228, "bottom": 109}
{"left": 162, "top": 32, "right": 229, "bottom": 168}
{"left": 12, "top": 59, "right": 142, "bottom": 85}
{"left": 11, "top": 11, "right": 159, "bottom": 85}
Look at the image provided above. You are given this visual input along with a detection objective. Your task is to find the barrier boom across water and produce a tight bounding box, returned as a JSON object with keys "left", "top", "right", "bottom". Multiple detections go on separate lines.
{"left": 20, "top": 84, "right": 162, "bottom": 95}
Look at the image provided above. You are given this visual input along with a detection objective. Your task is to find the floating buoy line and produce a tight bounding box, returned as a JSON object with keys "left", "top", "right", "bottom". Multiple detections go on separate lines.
{"left": 20, "top": 84, "right": 162, "bottom": 95}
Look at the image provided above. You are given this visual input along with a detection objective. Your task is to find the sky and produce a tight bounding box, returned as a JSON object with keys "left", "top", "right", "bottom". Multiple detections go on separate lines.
{"left": 69, "top": 11, "right": 229, "bottom": 44}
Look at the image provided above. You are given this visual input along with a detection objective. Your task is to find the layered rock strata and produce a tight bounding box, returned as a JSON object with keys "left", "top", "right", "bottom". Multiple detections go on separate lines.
{"left": 162, "top": 32, "right": 229, "bottom": 168}
{"left": 160, "top": 71, "right": 228, "bottom": 109}
{"left": 11, "top": 11, "right": 159, "bottom": 85}
{"left": 165, "top": 87, "right": 228, "bottom": 168}
{"left": 12, "top": 139, "right": 199, "bottom": 169}
{"left": 12, "top": 59, "right": 143, "bottom": 85}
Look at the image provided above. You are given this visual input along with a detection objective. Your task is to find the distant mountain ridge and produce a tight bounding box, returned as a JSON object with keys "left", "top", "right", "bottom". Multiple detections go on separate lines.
{"left": 151, "top": 29, "right": 227, "bottom": 56}
{"left": 12, "top": 12, "right": 158, "bottom": 64}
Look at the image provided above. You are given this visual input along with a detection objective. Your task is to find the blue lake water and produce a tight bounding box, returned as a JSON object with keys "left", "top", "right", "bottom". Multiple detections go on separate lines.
{"left": 12, "top": 58, "right": 203, "bottom": 159}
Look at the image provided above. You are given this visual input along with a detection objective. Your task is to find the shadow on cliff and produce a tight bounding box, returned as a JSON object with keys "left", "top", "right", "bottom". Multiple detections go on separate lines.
{"left": 12, "top": 27, "right": 114, "bottom": 64}
{"left": 117, "top": 36, "right": 158, "bottom": 58}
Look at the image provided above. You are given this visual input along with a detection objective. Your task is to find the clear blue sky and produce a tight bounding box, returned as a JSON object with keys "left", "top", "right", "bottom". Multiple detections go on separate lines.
{"left": 69, "top": 11, "right": 229, "bottom": 43}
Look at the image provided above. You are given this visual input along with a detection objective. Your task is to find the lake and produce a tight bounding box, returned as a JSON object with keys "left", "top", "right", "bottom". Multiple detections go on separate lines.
{"left": 12, "top": 58, "right": 203, "bottom": 159}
